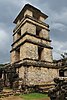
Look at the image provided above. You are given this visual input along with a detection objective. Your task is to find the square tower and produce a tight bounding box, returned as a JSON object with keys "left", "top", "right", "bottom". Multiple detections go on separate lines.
{"left": 10, "top": 4, "right": 58, "bottom": 86}
{"left": 10, "top": 4, "right": 53, "bottom": 63}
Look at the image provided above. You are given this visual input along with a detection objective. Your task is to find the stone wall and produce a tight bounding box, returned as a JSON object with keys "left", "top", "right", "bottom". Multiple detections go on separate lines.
{"left": 19, "top": 66, "right": 59, "bottom": 86}
{"left": 24, "top": 9, "right": 33, "bottom": 17}
{"left": 39, "top": 29, "right": 49, "bottom": 39}
{"left": 10, "top": 51, "right": 16, "bottom": 64}
{"left": 39, "top": 16, "right": 45, "bottom": 21}
{"left": 21, "top": 22, "right": 36, "bottom": 35}
{"left": 20, "top": 43, "right": 38, "bottom": 60}
{"left": 12, "top": 34, "right": 51, "bottom": 49}
{"left": 19, "top": 67, "right": 25, "bottom": 79}
{"left": 41, "top": 48, "right": 53, "bottom": 62}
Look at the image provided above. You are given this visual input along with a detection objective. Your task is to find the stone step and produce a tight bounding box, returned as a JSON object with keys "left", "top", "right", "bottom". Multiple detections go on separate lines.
{"left": 36, "top": 84, "right": 55, "bottom": 93}
{"left": 0, "top": 90, "right": 23, "bottom": 98}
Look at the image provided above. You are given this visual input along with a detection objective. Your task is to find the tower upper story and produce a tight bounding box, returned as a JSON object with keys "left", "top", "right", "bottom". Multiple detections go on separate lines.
{"left": 12, "top": 4, "right": 50, "bottom": 43}
{"left": 13, "top": 4, "right": 48, "bottom": 24}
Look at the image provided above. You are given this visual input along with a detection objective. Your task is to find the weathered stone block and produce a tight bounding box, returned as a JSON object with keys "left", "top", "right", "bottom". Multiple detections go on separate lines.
{"left": 20, "top": 43, "right": 38, "bottom": 60}
{"left": 20, "top": 66, "right": 59, "bottom": 86}
{"left": 39, "top": 16, "right": 45, "bottom": 22}
{"left": 11, "top": 51, "right": 16, "bottom": 63}
{"left": 39, "top": 29, "right": 49, "bottom": 39}
{"left": 19, "top": 67, "right": 25, "bottom": 79}
{"left": 21, "top": 22, "right": 36, "bottom": 35}
{"left": 41, "top": 48, "right": 53, "bottom": 62}
{"left": 24, "top": 9, "right": 33, "bottom": 17}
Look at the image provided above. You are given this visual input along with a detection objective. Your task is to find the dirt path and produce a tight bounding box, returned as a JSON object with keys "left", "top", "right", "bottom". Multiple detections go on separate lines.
{"left": 0, "top": 96, "right": 50, "bottom": 100}
{"left": 0, "top": 96, "right": 24, "bottom": 100}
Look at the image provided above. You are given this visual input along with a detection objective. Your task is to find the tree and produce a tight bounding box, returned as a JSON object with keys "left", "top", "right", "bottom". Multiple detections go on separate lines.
{"left": 61, "top": 52, "right": 67, "bottom": 59}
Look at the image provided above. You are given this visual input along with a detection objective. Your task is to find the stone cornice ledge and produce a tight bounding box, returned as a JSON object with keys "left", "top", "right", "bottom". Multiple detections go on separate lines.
{"left": 10, "top": 39, "right": 53, "bottom": 52}
{"left": 21, "top": 59, "right": 60, "bottom": 69}
{"left": 13, "top": 15, "right": 50, "bottom": 34}
{"left": 12, "top": 32, "right": 51, "bottom": 46}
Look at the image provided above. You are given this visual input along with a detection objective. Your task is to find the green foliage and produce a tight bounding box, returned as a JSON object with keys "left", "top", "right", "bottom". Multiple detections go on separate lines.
{"left": 61, "top": 52, "right": 67, "bottom": 59}
{"left": 14, "top": 93, "right": 20, "bottom": 96}
{"left": 20, "top": 93, "right": 48, "bottom": 100}
{"left": 0, "top": 64, "right": 4, "bottom": 68}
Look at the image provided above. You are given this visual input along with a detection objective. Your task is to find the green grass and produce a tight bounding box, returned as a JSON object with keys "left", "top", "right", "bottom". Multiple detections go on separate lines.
{"left": 20, "top": 93, "right": 48, "bottom": 100}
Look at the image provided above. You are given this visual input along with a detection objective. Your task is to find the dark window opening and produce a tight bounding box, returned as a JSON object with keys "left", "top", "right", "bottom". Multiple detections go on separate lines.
{"left": 38, "top": 46, "right": 43, "bottom": 60}
{"left": 16, "top": 48, "right": 20, "bottom": 61}
{"left": 33, "top": 12, "right": 40, "bottom": 20}
{"left": 36, "top": 27, "right": 41, "bottom": 36}
{"left": 17, "top": 30, "right": 21, "bottom": 39}
{"left": 0, "top": 69, "right": 2, "bottom": 78}
{"left": 59, "top": 70, "right": 64, "bottom": 77}
{"left": 18, "top": 30, "right": 21, "bottom": 35}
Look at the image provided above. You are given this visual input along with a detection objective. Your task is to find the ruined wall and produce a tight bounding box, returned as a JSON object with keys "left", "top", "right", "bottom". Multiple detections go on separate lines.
{"left": 19, "top": 67, "right": 25, "bottom": 79}
{"left": 19, "top": 66, "right": 59, "bottom": 86}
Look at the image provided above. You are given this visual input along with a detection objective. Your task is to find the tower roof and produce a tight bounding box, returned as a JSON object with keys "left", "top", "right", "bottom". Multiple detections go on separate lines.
{"left": 13, "top": 4, "right": 48, "bottom": 24}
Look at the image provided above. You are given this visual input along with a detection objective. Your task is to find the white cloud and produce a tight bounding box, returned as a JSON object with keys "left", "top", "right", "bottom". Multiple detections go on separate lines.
{"left": 0, "top": 29, "right": 9, "bottom": 50}
{"left": 54, "top": 7, "right": 67, "bottom": 24}
{"left": 50, "top": 23, "right": 66, "bottom": 31}
{"left": 52, "top": 40, "right": 67, "bottom": 59}
{"left": 6, "top": 0, "right": 31, "bottom": 8}
{"left": 43, "top": 3, "right": 67, "bottom": 60}
{"left": 45, "top": 5, "right": 67, "bottom": 31}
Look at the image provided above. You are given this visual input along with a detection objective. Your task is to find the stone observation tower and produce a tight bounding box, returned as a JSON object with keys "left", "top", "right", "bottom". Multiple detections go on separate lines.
{"left": 10, "top": 4, "right": 59, "bottom": 86}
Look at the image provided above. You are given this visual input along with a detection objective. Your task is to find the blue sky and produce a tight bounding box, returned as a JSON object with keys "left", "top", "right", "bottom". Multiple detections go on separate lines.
{"left": 0, "top": 0, "right": 67, "bottom": 63}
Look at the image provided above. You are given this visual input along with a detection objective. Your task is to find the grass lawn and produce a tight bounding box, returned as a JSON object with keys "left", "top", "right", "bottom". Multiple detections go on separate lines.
{"left": 20, "top": 93, "right": 49, "bottom": 100}
{"left": 0, "top": 93, "right": 49, "bottom": 100}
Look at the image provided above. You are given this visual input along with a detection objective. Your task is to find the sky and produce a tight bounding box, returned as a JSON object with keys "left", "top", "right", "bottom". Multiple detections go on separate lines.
{"left": 0, "top": 0, "right": 67, "bottom": 63}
